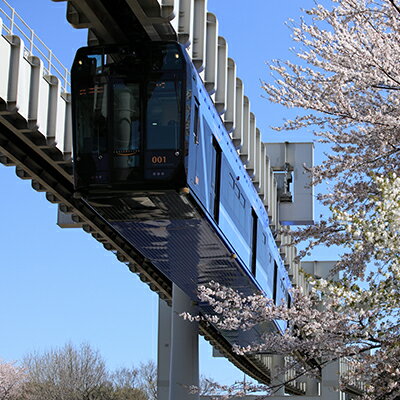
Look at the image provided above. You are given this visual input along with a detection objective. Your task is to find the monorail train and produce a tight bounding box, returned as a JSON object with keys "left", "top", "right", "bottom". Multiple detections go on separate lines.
{"left": 71, "top": 41, "right": 291, "bottom": 344}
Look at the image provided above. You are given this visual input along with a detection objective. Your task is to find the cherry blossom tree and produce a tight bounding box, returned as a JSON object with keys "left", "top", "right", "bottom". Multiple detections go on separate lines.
{"left": 186, "top": 0, "right": 400, "bottom": 398}
{"left": 0, "top": 360, "right": 26, "bottom": 400}
{"left": 264, "top": 0, "right": 400, "bottom": 277}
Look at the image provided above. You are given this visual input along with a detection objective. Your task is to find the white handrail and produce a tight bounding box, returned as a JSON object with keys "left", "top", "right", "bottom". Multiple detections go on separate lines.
{"left": 0, "top": 0, "right": 71, "bottom": 92}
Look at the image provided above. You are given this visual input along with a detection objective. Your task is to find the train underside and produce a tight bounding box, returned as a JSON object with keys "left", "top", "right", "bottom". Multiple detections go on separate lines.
{"left": 85, "top": 190, "right": 275, "bottom": 347}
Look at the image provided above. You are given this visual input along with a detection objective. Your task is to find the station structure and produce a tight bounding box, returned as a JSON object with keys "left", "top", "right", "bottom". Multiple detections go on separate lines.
{"left": 0, "top": 0, "right": 364, "bottom": 398}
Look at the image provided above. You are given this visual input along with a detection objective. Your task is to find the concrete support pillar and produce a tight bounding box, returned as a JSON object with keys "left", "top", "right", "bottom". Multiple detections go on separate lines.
{"left": 169, "top": 283, "right": 200, "bottom": 400}
{"left": 321, "top": 360, "right": 341, "bottom": 400}
{"left": 270, "top": 355, "right": 285, "bottom": 395}
{"left": 298, "top": 375, "right": 320, "bottom": 396}
{"left": 157, "top": 298, "right": 172, "bottom": 400}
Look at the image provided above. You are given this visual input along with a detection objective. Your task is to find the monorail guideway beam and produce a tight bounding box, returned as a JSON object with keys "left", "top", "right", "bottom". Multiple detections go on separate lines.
{"left": 53, "top": 0, "right": 177, "bottom": 43}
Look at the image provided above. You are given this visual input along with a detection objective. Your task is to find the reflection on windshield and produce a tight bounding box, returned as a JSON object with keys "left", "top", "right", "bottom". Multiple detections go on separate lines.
{"left": 151, "top": 45, "right": 183, "bottom": 71}
{"left": 146, "top": 80, "right": 181, "bottom": 150}
{"left": 77, "top": 83, "right": 108, "bottom": 155}
{"left": 113, "top": 82, "right": 140, "bottom": 169}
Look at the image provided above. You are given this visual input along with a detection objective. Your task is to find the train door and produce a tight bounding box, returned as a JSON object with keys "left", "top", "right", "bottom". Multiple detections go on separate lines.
{"left": 273, "top": 261, "right": 278, "bottom": 304}
{"left": 211, "top": 137, "right": 222, "bottom": 223}
{"left": 191, "top": 97, "right": 209, "bottom": 206}
{"left": 251, "top": 209, "right": 258, "bottom": 276}
{"left": 192, "top": 98, "right": 201, "bottom": 182}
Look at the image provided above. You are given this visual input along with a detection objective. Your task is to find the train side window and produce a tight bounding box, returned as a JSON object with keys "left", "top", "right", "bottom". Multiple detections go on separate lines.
{"left": 193, "top": 99, "right": 200, "bottom": 144}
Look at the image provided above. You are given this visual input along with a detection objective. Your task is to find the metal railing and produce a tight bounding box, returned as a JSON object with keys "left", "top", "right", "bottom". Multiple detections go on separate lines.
{"left": 0, "top": 0, "right": 70, "bottom": 92}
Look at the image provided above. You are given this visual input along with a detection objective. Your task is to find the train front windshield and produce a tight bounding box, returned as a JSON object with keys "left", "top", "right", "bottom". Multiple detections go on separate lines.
{"left": 71, "top": 43, "right": 186, "bottom": 193}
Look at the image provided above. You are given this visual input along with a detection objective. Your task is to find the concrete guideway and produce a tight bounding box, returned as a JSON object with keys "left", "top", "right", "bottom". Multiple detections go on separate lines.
{"left": 0, "top": 23, "right": 72, "bottom": 163}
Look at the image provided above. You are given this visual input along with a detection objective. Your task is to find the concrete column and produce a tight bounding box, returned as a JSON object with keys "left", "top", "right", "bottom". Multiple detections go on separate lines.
{"left": 157, "top": 298, "right": 172, "bottom": 400}
{"left": 298, "top": 375, "right": 320, "bottom": 396}
{"left": 169, "top": 283, "right": 200, "bottom": 400}
{"left": 321, "top": 359, "right": 341, "bottom": 400}
{"left": 270, "top": 355, "right": 285, "bottom": 395}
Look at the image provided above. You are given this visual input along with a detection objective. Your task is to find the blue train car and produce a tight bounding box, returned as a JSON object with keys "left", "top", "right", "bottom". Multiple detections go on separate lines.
{"left": 71, "top": 41, "right": 291, "bottom": 344}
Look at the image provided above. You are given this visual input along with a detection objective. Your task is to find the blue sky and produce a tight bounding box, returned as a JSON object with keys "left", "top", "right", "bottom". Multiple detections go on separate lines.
{"left": 0, "top": 0, "right": 322, "bottom": 384}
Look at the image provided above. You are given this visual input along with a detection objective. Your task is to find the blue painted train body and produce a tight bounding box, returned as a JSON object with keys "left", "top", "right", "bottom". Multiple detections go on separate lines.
{"left": 71, "top": 41, "right": 291, "bottom": 345}
{"left": 186, "top": 62, "right": 290, "bottom": 334}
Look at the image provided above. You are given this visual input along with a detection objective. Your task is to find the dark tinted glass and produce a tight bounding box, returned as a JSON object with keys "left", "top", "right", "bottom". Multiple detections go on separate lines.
{"left": 113, "top": 82, "right": 141, "bottom": 169}
{"left": 151, "top": 44, "right": 184, "bottom": 71}
{"left": 76, "top": 82, "right": 108, "bottom": 155}
{"left": 146, "top": 80, "right": 182, "bottom": 150}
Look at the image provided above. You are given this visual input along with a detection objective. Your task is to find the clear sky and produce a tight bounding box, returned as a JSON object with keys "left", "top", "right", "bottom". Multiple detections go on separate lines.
{"left": 0, "top": 0, "right": 324, "bottom": 384}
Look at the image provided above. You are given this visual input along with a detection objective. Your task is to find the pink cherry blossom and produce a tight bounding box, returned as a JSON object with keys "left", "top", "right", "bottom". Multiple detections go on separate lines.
{"left": 0, "top": 360, "right": 26, "bottom": 400}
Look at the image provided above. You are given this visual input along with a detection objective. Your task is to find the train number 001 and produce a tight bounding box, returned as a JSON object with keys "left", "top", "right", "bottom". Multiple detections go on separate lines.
{"left": 151, "top": 156, "right": 167, "bottom": 164}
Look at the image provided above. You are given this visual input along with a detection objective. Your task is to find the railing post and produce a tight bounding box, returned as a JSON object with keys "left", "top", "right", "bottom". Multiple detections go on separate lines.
{"left": 29, "top": 29, "right": 34, "bottom": 54}
{"left": 64, "top": 69, "right": 68, "bottom": 93}
{"left": 10, "top": 7, "right": 15, "bottom": 33}
{"left": 48, "top": 49, "right": 52, "bottom": 76}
